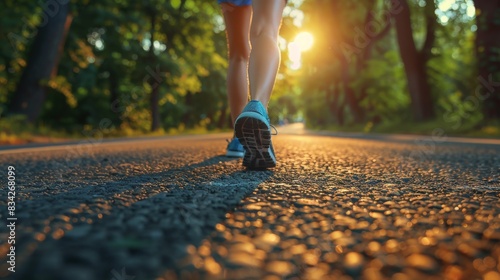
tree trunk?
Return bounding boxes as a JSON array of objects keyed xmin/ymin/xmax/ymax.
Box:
[
  {"xmin": 181, "ymin": 92, "xmax": 193, "ymax": 127},
  {"xmin": 339, "ymin": 57, "xmax": 364, "ymax": 123},
  {"xmin": 150, "ymin": 87, "xmax": 160, "ymax": 131},
  {"xmin": 473, "ymin": 0, "xmax": 500, "ymax": 120},
  {"xmin": 217, "ymin": 106, "xmax": 228, "ymax": 129},
  {"xmin": 327, "ymin": 1, "xmax": 364, "ymax": 124},
  {"xmin": 10, "ymin": 1, "xmax": 71, "ymax": 122},
  {"xmin": 148, "ymin": 12, "xmax": 161, "ymax": 132},
  {"xmin": 107, "ymin": 69, "xmax": 124, "ymax": 128},
  {"xmin": 327, "ymin": 85, "xmax": 344, "ymax": 126},
  {"xmin": 392, "ymin": 0, "xmax": 435, "ymax": 121},
  {"xmin": 51, "ymin": 13, "xmax": 73, "ymax": 78},
  {"xmin": 350, "ymin": 1, "xmax": 392, "ymax": 124},
  {"xmin": 109, "ymin": 70, "xmax": 119, "ymax": 112}
]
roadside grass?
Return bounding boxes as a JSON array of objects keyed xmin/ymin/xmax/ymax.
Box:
[
  {"xmin": 0, "ymin": 116, "xmax": 79, "ymax": 145},
  {"xmin": 313, "ymin": 117, "xmax": 500, "ymax": 139},
  {"xmin": 2, "ymin": 114, "xmax": 498, "ymax": 146},
  {"xmin": 0, "ymin": 116, "xmax": 232, "ymax": 145}
]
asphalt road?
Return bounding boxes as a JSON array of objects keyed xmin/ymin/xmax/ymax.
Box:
[{"xmin": 0, "ymin": 127, "xmax": 499, "ymax": 280}]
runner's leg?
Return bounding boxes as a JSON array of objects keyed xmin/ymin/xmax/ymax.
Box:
[
  {"xmin": 220, "ymin": 3, "xmax": 252, "ymax": 125},
  {"xmin": 248, "ymin": 0, "xmax": 286, "ymax": 108}
]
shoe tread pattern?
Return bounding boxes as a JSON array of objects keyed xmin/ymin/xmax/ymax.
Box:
[{"xmin": 235, "ymin": 116, "xmax": 276, "ymax": 169}]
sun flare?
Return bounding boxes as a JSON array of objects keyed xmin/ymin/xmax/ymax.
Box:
[
  {"xmin": 288, "ymin": 32, "xmax": 314, "ymax": 70},
  {"xmin": 295, "ymin": 32, "xmax": 314, "ymax": 52}
]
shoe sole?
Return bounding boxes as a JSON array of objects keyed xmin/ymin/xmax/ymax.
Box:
[
  {"xmin": 234, "ymin": 112, "xmax": 276, "ymax": 169},
  {"xmin": 226, "ymin": 150, "xmax": 244, "ymax": 158}
]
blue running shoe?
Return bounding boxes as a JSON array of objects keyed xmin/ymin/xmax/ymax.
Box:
[
  {"xmin": 226, "ymin": 138, "xmax": 245, "ymax": 158},
  {"xmin": 234, "ymin": 100, "xmax": 277, "ymax": 169}
]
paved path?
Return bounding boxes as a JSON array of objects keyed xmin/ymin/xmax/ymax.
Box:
[{"xmin": 0, "ymin": 129, "xmax": 499, "ymax": 280}]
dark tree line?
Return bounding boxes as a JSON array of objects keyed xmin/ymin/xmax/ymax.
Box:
[
  {"xmin": 300, "ymin": 0, "xmax": 500, "ymax": 128},
  {"xmin": 473, "ymin": 0, "xmax": 500, "ymax": 120},
  {"xmin": 1, "ymin": 0, "xmax": 499, "ymax": 136}
]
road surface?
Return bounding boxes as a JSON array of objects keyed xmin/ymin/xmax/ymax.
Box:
[{"xmin": 0, "ymin": 128, "xmax": 499, "ymax": 280}]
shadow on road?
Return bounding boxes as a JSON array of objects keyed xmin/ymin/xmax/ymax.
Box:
[{"xmin": 13, "ymin": 155, "xmax": 274, "ymax": 280}]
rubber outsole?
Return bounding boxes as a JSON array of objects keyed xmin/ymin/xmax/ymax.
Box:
[
  {"xmin": 234, "ymin": 113, "xmax": 276, "ymax": 169},
  {"xmin": 226, "ymin": 150, "xmax": 244, "ymax": 158}
]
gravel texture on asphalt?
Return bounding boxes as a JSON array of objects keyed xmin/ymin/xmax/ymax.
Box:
[{"xmin": 0, "ymin": 133, "xmax": 499, "ymax": 280}]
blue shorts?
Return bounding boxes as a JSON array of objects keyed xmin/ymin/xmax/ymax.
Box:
[{"xmin": 218, "ymin": 0, "xmax": 251, "ymax": 6}]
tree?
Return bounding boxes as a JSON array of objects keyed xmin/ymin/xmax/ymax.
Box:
[
  {"xmin": 472, "ymin": 0, "xmax": 500, "ymax": 120},
  {"xmin": 1, "ymin": 0, "xmax": 226, "ymax": 134},
  {"xmin": 9, "ymin": 0, "xmax": 72, "ymax": 122},
  {"xmin": 392, "ymin": 0, "xmax": 436, "ymax": 121},
  {"xmin": 147, "ymin": 6, "xmax": 161, "ymax": 132},
  {"xmin": 300, "ymin": 0, "xmax": 395, "ymax": 125}
]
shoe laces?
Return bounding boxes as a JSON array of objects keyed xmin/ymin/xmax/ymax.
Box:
[
  {"xmin": 227, "ymin": 125, "xmax": 278, "ymax": 141},
  {"xmin": 270, "ymin": 124, "xmax": 278, "ymax": 135}
]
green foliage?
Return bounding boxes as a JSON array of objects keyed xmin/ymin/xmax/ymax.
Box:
[
  {"xmin": 0, "ymin": 0, "xmax": 229, "ymax": 136},
  {"xmin": 353, "ymin": 50, "xmax": 409, "ymax": 120},
  {"xmin": 298, "ymin": 0, "xmax": 482, "ymax": 130},
  {"xmin": 0, "ymin": 0, "xmax": 495, "ymax": 140}
]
